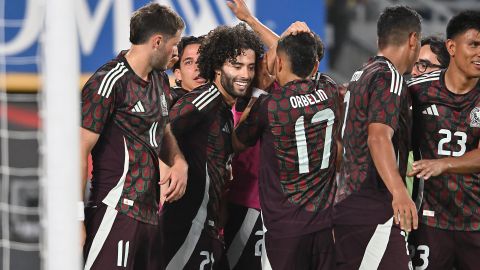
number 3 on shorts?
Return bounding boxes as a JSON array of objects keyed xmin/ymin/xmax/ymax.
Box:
[{"xmin": 415, "ymin": 245, "xmax": 430, "ymax": 270}]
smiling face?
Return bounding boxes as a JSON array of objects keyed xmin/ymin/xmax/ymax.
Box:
[
  {"xmin": 447, "ymin": 29, "xmax": 480, "ymax": 79},
  {"xmin": 216, "ymin": 49, "xmax": 256, "ymax": 98},
  {"xmin": 173, "ymin": 43, "xmax": 206, "ymax": 91}
]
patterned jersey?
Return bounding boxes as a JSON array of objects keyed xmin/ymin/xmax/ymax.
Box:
[
  {"xmin": 333, "ymin": 56, "xmax": 412, "ymax": 225},
  {"xmin": 235, "ymin": 77, "xmax": 340, "ymax": 238},
  {"xmin": 160, "ymin": 83, "xmax": 234, "ymax": 238},
  {"xmin": 169, "ymin": 85, "xmax": 189, "ymax": 106},
  {"xmin": 81, "ymin": 51, "xmax": 171, "ymax": 225},
  {"xmin": 408, "ymin": 70, "xmax": 480, "ymax": 231}
]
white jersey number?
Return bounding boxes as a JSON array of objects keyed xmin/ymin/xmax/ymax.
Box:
[
  {"xmin": 199, "ymin": 251, "xmax": 214, "ymax": 270},
  {"xmin": 437, "ymin": 129, "xmax": 467, "ymax": 157},
  {"xmin": 295, "ymin": 108, "xmax": 335, "ymax": 173}
]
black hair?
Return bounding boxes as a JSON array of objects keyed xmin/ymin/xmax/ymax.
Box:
[
  {"xmin": 129, "ymin": 3, "xmax": 184, "ymax": 45},
  {"xmin": 197, "ymin": 23, "xmax": 264, "ymax": 81},
  {"xmin": 446, "ymin": 10, "xmax": 480, "ymax": 40},
  {"xmin": 421, "ymin": 35, "xmax": 450, "ymax": 68},
  {"xmin": 277, "ymin": 32, "xmax": 317, "ymax": 78},
  {"xmin": 171, "ymin": 35, "xmax": 205, "ymax": 72},
  {"xmin": 377, "ymin": 6, "xmax": 422, "ymax": 49}
]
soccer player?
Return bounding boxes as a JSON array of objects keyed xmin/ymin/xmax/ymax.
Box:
[
  {"xmin": 160, "ymin": 35, "xmax": 206, "ymax": 206},
  {"xmin": 159, "ymin": 23, "xmax": 264, "ymax": 270},
  {"xmin": 333, "ymin": 6, "xmax": 422, "ymax": 270},
  {"xmin": 80, "ymin": 3, "xmax": 188, "ymax": 270},
  {"xmin": 170, "ymin": 35, "xmax": 207, "ymax": 103},
  {"xmin": 411, "ymin": 35, "xmax": 449, "ymax": 77},
  {"xmin": 233, "ymin": 31, "xmax": 339, "ymax": 269},
  {"xmin": 407, "ymin": 11, "xmax": 480, "ymax": 270}
]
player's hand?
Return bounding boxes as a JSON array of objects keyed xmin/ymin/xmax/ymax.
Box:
[
  {"xmin": 226, "ymin": 0, "xmax": 253, "ymax": 22},
  {"xmin": 253, "ymin": 54, "xmax": 275, "ymax": 90},
  {"xmin": 166, "ymin": 47, "xmax": 179, "ymax": 70},
  {"xmin": 160, "ymin": 158, "xmax": 188, "ymax": 202},
  {"xmin": 392, "ymin": 188, "xmax": 418, "ymax": 232},
  {"xmin": 407, "ymin": 158, "xmax": 449, "ymax": 180},
  {"xmin": 280, "ymin": 21, "xmax": 311, "ymax": 37}
]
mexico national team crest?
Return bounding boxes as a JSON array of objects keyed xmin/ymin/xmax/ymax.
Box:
[{"xmin": 470, "ymin": 107, "xmax": 480, "ymax": 128}]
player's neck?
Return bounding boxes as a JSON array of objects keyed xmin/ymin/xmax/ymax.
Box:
[
  {"xmin": 444, "ymin": 66, "xmax": 479, "ymax": 94},
  {"xmin": 277, "ymin": 72, "xmax": 302, "ymax": 87},
  {"xmin": 378, "ymin": 47, "xmax": 409, "ymax": 75},
  {"xmin": 125, "ymin": 46, "xmax": 152, "ymax": 81}
]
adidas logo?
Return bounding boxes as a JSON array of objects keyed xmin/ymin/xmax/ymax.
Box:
[
  {"xmin": 422, "ymin": 104, "xmax": 439, "ymax": 116},
  {"xmin": 222, "ymin": 123, "xmax": 231, "ymax": 134},
  {"xmin": 131, "ymin": 101, "xmax": 145, "ymax": 113}
]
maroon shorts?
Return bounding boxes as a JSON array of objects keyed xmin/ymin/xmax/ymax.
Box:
[
  {"xmin": 408, "ymin": 224, "xmax": 480, "ymax": 270},
  {"xmin": 224, "ymin": 203, "xmax": 263, "ymax": 270},
  {"xmin": 264, "ymin": 228, "xmax": 334, "ymax": 270},
  {"xmin": 160, "ymin": 225, "xmax": 227, "ymax": 270},
  {"xmin": 83, "ymin": 203, "xmax": 161, "ymax": 270},
  {"xmin": 334, "ymin": 218, "xmax": 411, "ymax": 270}
]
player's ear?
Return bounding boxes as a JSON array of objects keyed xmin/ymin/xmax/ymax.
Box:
[
  {"xmin": 152, "ymin": 34, "xmax": 163, "ymax": 49},
  {"xmin": 174, "ymin": 68, "xmax": 182, "ymax": 82},
  {"xmin": 310, "ymin": 60, "xmax": 319, "ymax": 77},
  {"xmin": 446, "ymin": 39, "xmax": 455, "ymax": 57},
  {"xmin": 408, "ymin": 32, "xmax": 419, "ymax": 50}
]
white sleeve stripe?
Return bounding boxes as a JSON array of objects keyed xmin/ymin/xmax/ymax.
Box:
[
  {"xmin": 192, "ymin": 85, "xmax": 215, "ymax": 105},
  {"xmin": 198, "ymin": 91, "xmax": 221, "ymax": 111},
  {"xmin": 105, "ymin": 69, "xmax": 128, "ymax": 98},
  {"xmin": 407, "ymin": 76, "xmax": 439, "ymax": 87},
  {"xmin": 386, "ymin": 61, "xmax": 402, "ymax": 95},
  {"xmin": 97, "ymin": 62, "xmax": 123, "ymax": 96}
]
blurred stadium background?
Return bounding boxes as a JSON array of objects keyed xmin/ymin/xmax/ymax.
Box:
[{"xmin": 0, "ymin": 0, "xmax": 478, "ymax": 269}]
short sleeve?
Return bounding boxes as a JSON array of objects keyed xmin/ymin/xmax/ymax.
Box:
[
  {"xmin": 81, "ymin": 70, "xmax": 116, "ymax": 134},
  {"xmin": 169, "ymin": 92, "xmax": 204, "ymax": 137},
  {"xmin": 235, "ymin": 95, "xmax": 269, "ymax": 147},
  {"xmin": 367, "ymin": 68, "xmax": 405, "ymax": 131}
]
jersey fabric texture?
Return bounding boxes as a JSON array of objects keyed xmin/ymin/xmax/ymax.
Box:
[
  {"xmin": 235, "ymin": 75, "xmax": 340, "ymax": 239},
  {"xmin": 160, "ymin": 83, "xmax": 234, "ymax": 236},
  {"xmin": 81, "ymin": 50, "xmax": 171, "ymax": 225},
  {"xmin": 334, "ymin": 56, "xmax": 412, "ymax": 226},
  {"xmin": 408, "ymin": 70, "xmax": 480, "ymax": 231}
]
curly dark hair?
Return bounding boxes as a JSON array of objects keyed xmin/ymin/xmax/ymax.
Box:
[{"xmin": 197, "ymin": 23, "xmax": 264, "ymax": 81}]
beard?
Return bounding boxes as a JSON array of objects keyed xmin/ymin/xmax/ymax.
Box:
[{"xmin": 219, "ymin": 69, "xmax": 250, "ymax": 98}]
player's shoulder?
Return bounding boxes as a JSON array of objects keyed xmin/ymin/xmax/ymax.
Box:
[
  {"xmin": 180, "ymin": 83, "xmax": 222, "ymax": 111},
  {"xmin": 313, "ymin": 72, "xmax": 338, "ymax": 88},
  {"xmin": 407, "ymin": 69, "xmax": 442, "ymax": 88}
]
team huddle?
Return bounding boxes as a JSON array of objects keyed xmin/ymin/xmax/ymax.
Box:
[{"xmin": 79, "ymin": 0, "xmax": 480, "ymax": 269}]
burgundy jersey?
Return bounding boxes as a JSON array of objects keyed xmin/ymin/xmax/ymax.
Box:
[
  {"xmin": 334, "ymin": 56, "xmax": 412, "ymax": 225},
  {"xmin": 81, "ymin": 51, "xmax": 171, "ymax": 225},
  {"xmin": 408, "ymin": 70, "xmax": 480, "ymax": 231},
  {"xmin": 235, "ymin": 77, "xmax": 340, "ymax": 239},
  {"xmin": 160, "ymin": 83, "xmax": 234, "ymax": 237}
]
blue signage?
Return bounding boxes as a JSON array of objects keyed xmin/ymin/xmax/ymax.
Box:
[{"xmin": 1, "ymin": 0, "xmax": 326, "ymax": 75}]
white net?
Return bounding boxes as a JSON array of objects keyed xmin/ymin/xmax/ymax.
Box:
[{"xmin": 0, "ymin": 0, "xmax": 43, "ymax": 268}]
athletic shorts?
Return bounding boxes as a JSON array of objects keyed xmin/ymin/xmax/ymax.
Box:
[
  {"xmin": 334, "ymin": 217, "xmax": 412, "ymax": 270},
  {"xmin": 224, "ymin": 203, "xmax": 263, "ymax": 270},
  {"xmin": 264, "ymin": 228, "xmax": 334, "ymax": 270},
  {"xmin": 408, "ymin": 224, "xmax": 480, "ymax": 270},
  {"xmin": 83, "ymin": 203, "xmax": 161, "ymax": 270},
  {"xmin": 160, "ymin": 225, "xmax": 227, "ymax": 270}
]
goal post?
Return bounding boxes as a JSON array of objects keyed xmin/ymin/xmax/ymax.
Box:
[{"xmin": 41, "ymin": 0, "xmax": 81, "ymax": 269}]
